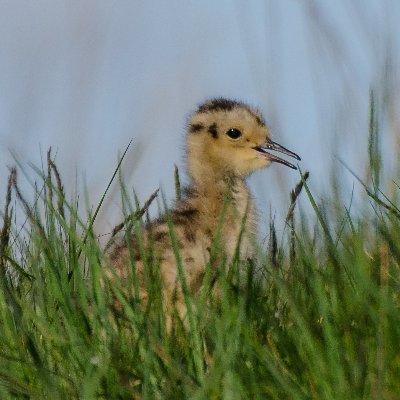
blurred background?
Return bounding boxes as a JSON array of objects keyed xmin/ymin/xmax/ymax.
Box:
[{"xmin": 0, "ymin": 1, "xmax": 399, "ymax": 239}]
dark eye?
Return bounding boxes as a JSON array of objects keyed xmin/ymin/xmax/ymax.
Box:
[{"xmin": 226, "ymin": 128, "xmax": 242, "ymax": 139}]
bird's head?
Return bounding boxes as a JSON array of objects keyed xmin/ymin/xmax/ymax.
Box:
[{"xmin": 186, "ymin": 98, "xmax": 300, "ymax": 182}]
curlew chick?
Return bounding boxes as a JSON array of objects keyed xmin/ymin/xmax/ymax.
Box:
[{"xmin": 107, "ymin": 98, "xmax": 300, "ymax": 326}]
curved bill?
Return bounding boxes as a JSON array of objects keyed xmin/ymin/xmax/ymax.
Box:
[{"xmin": 255, "ymin": 139, "xmax": 301, "ymax": 170}]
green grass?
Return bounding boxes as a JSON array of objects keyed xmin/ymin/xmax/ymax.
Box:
[{"xmin": 0, "ymin": 110, "xmax": 400, "ymax": 399}]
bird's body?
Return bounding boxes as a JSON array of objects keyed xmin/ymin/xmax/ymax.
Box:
[{"xmin": 107, "ymin": 98, "xmax": 300, "ymax": 324}]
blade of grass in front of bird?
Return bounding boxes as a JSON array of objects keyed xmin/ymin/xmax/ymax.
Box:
[
  {"xmin": 162, "ymin": 193, "xmax": 204, "ymax": 383},
  {"xmin": 298, "ymin": 166, "xmax": 332, "ymax": 241},
  {"xmin": 78, "ymin": 139, "xmax": 133, "ymax": 258}
]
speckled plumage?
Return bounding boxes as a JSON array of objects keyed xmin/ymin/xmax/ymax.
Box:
[{"xmin": 106, "ymin": 98, "xmax": 300, "ymax": 327}]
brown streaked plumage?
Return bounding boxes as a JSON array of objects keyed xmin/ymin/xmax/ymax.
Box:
[{"xmin": 106, "ymin": 98, "xmax": 300, "ymax": 327}]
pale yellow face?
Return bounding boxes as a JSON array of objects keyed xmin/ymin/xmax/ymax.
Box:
[{"xmin": 187, "ymin": 102, "xmax": 272, "ymax": 177}]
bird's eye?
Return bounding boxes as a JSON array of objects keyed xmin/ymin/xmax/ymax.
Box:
[{"xmin": 226, "ymin": 128, "xmax": 242, "ymax": 140}]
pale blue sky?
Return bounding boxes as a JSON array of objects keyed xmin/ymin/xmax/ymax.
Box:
[{"xmin": 0, "ymin": 1, "xmax": 399, "ymax": 236}]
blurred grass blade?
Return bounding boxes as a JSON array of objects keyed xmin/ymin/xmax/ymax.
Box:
[{"xmin": 338, "ymin": 158, "xmax": 400, "ymax": 220}]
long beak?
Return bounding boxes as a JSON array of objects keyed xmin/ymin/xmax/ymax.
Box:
[{"xmin": 255, "ymin": 139, "xmax": 301, "ymax": 170}]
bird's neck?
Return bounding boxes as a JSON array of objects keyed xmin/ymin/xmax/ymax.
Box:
[
  {"xmin": 190, "ymin": 160, "xmax": 237, "ymax": 191},
  {"xmin": 186, "ymin": 149, "xmax": 254, "ymax": 225},
  {"xmin": 188, "ymin": 165, "xmax": 257, "ymax": 258},
  {"xmin": 187, "ymin": 160, "xmax": 258, "ymax": 258},
  {"xmin": 190, "ymin": 165, "xmax": 251, "ymax": 215}
]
